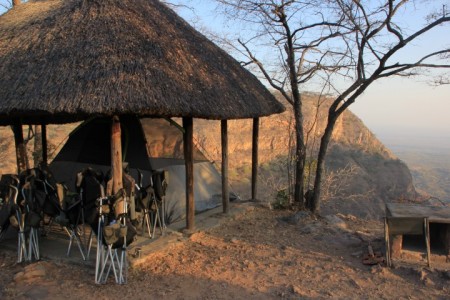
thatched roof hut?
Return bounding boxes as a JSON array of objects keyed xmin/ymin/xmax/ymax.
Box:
[
  {"xmin": 0, "ymin": 0, "xmax": 284, "ymax": 125},
  {"xmin": 0, "ymin": 0, "xmax": 284, "ymax": 231}
]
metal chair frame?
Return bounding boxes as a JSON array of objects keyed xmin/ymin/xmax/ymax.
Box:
[
  {"xmin": 40, "ymin": 178, "xmax": 88, "ymax": 260},
  {"xmin": 19, "ymin": 183, "xmax": 40, "ymax": 262},
  {"xmin": 136, "ymin": 172, "xmax": 166, "ymax": 239},
  {"xmin": 95, "ymin": 193, "xmax": 128, "ymax": 285}
]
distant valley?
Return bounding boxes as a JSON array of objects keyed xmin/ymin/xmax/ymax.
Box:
[{"xmin": 375, "ymin": 129, "xmax": 450, "ymax": 203}]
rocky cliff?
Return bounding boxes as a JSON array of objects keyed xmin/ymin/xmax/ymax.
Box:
[{"xmin": 193, "ymin": 93, "xmax": 417, "ymax": 218}]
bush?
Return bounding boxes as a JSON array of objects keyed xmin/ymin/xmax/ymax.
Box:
[{"xmin": 271, "ymin": 189, "xmax": 290, "ymax": 210}]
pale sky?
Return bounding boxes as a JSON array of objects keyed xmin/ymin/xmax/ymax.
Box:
[{"xmin": 2, "ymin": 0, "xmax": 449, "ymax": 148}]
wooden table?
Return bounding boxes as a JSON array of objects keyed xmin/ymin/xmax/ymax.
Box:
[{"xmin": 386, "ymin": 203, "xmax": 450, "ymax": 257}]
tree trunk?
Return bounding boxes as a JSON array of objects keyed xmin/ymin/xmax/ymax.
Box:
[
  {"xmin": 221, "ymin": 120, "xmax": 229, "ymax": 214},
  {"xmin": 12, "ymin": 122, "xmax": 29, "ymax": 174},
  {"xmin": 311, "ymin": 113, "xmax": 338, "ymax": 213},
  {"xmin": 183, "ymin": 117, "xmax": 194, "ymax": 231},
  {"xmin": 251, "ymin": 118, "xmax": 259, "ymax": 201},
  {"xmin": 293, "ymin": 96, "xmax": 306, "ymax": 206},
  {"xmin": 34, "ymin": 125, "xmax": 42, "ymax": 167}
]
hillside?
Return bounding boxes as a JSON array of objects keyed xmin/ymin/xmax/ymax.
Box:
[
  {"xmin": 191, "ymin": 94, "xmax": 416, "ymax": 218},
  {"xmin": 0, "ymin": 94, "xmax": 416, "ymax": 218}
]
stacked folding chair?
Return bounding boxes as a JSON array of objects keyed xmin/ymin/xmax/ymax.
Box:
[
  {"xmin": 0, "ymin": 173, "xmax": 39, "ymax": 263},
  {"xmin": 76, "ymin": 168, "xmax": 106, "ymax": 259},
  {"xmin": 135, "ymin": 170, "xmax": 168, "ymax": 238},
  {"xmin": 18, "ymin": 171, "xmax": 43, "ymax": 262},
  {"xmin": 0, "ymin": 174, "xmax": 19, "ymax": 240},
  {"xmin": 22, "ymin": 166, "xmax": 89, "ymax": 261},
  {"xmin": 94, "ymin": 190, "xmax": 130, "ymax": 284}
]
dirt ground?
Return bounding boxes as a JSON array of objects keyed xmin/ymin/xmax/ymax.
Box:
[{"xmin": 1, "ymin": 204, "xmax": 450, "ymax": 299}]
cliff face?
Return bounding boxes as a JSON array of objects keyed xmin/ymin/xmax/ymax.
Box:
[
  {"xmin": 0, "ymin": 93, "xmax": 416, "ymax": 218},
  {"xmin": 193, "ymin": 94, "xmax": 417, "ymax": 218}
]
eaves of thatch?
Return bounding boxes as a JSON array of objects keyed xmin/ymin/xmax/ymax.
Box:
[{"xmin": 0, "ymin": 0, "xmax": 284, "ymax": 125}]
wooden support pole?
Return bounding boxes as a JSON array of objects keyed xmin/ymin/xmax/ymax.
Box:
[
  {"xmin": 12, "ymin": 121, "xmax": 29, "ymax": 174},
  {"xmin": 33, "ymin": 125, "xmax": 42, "ymax": 167},
  {"xmin": 251, "ymin": 117, "xmax": 259, "ymax": 201},
  {"xmin": 183, "ymin": 117, "xmax": 194, "ymax": 231},
  {"xmin": 41, "ymin": 124, "xmax": 48, "ymax": 166},
  {"xmin": 111, "ymin": 116, "xmax": 123, "ymax": 194},
  {"xmin": 221, "ymin": 120, "xmax": 229, "ymax": 214}
]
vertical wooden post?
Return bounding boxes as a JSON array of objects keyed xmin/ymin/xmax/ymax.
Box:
[
  {"xmin": 221, "ymin": 120, "xmax": 229, "ymax": 214},
  {"xmin": 41, "ymin": 124, "xmax": 48, "ymax": 166},
  {"xmin": 251, "ymin": 117, "xmax": 259, "ymax": 200},
  {"xmin": 34, "ymin": 125, "xmax": 42, "ymax": 167},
  {"xmin": 111, "ymin": 116, "xmax": 123, "ymax": 194},
  {"xmin": 183, "ymin": 117, "xmax": 194, "ymax": 231},
  {"xmin": 12, "ymin": 121, "xmax": 29, "ymax": 174}
]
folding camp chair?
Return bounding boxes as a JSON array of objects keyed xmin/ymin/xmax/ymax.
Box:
[
  {"xmin": 106, "ymin": 164, "xmax": 138, "ymax": 228},
  {"xmin": 384, "ymin": 216, "xmax": 430, "ymax": 267},
  {"xmin": 0, "ymin": 175, "xmax": 30, "ymax": 262},
  {"xmin": 95, "ymin": 189, "xmax": 133, "ymax": 284},
  {"xmin": 0, "ymin": 174, "xmax": 19, "ymax": 240},
  {"xmin": 20, "ymin": 166, "xmax": 88, "ymax": 261},
  {"xmin": 76, "ymin": 168, "xmax": 106, "ymax": 259},
  {"xmin": 20, "ymin": 174, "xmax": 41, "ymax": 262},
  {"xmin": 152, "ymin": 170, "xmax": 168, "ymax": 232},
  {"xmin": 135, "ymin": 170, "xmax": 166, "ymax": 238},
  {"xmin": 48, "ymin": 181, "xmax": 88, "ymax": 260}
]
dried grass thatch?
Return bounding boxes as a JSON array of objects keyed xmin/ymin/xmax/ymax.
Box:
[{"xmin": 0, "ymin": 0, "xmax": 284, "ymax": 125}]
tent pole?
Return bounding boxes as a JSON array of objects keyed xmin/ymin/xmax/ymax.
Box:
[
  {"xmin": 221, "ymin": 120, "xmax": 229, "ymax": 214},
  {"xmin": 251, "ymin": 117, "xmax": 259, "ymax": 201},
  {"xmin": 41, "ymin": 124, "xmax": 48, "ymax": 166},
  {"xmin": 12, "ymin": 120, "xmax": 29, "ymax": 174},
  {"xmin": 183, "ymin": 117, "xmax": 194, "ymax": 231},
  {"xmin": 111, "ymin": 116, "xmax": 123, "ymax": 194}
]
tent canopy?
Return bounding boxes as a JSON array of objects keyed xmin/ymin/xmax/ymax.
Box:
[{"xmin": 50, "ymin": 116, "xmax": 225, "ymax": 223}]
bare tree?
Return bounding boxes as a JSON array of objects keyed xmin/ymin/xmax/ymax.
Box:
[
  {"xmin": 214, "ymin": 0, "xmax": 354, "ymax": 207},
  {"xmin": 310, "ymin": 0, "xmax": 450, "ymax": 212},
  {"xmin": 212, "ymin": 0, "xmax": 450, "ymax": 213}
]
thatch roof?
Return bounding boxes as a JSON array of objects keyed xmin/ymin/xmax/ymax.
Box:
[{"xmin": 0, "ymin": 0, "xmax": 284, "ymax": 125}]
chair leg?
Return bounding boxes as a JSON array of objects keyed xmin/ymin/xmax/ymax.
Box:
[
  {"xmin": 17, "ymin": 211, "xmax": 28, "ymax": 263},
  {"xmin": 424, "ymin": 218, "xmax": 431, "ymax": 268},
  {"xmin": 161, "ymin": 197, "xmax": 166, "ymax": 230},
  {"xmin": 64, "ymin": 226, "xmax": 87, "ymax": 261},
  {"xmin": 152, "ymin": 203, "xmax": 162, "ymax": 237},
  {"xmin": 28, "ymin": 227, "xmax": 40, "ymax": 261},
  {"xmin": 141, "ymin": 208, "xmax": 152, "ymax": 238},
  {"xmin": 86, "ymin": 229, "xmax": 94, "ymax": 260}
]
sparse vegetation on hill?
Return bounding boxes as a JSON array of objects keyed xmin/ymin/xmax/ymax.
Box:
[{"xmin": 193, "ymin": 93, "xmax": 416, "ymax": 218}]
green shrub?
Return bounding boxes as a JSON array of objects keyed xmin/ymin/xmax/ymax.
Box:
[{"xmin": 271, "ymin": 189, "xmax": 290, "ymax": 210}]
